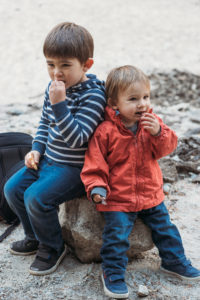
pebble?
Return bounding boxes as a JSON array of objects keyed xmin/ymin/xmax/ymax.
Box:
[
  {"xmin": 163, "ymin": 183, "xmax": 172, "ymax": 195},
  {"xmin": 138, "ymin": 284, "xmax": 149, "ymax": 297}
]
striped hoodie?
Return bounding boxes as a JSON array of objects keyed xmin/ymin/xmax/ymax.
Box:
[{"xmin": 32, "ymin": 74, "xmax": 106, "ymax": 166}]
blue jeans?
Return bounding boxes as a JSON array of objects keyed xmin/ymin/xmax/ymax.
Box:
[
  {"xmin": 101, "ymin": 202, "xmax": 187, "ymax": 279},
  {"xmin": 4, "ymin": 156, "xmax": 85, "ymax": 253}
]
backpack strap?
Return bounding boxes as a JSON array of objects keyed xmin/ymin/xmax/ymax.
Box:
[{"xmin": 0, "ymin": 218, "xmax": 20, "ymax": 242}]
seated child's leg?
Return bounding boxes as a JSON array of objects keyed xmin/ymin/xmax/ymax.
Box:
[
  {"xmin": 4, "ymin": 166, "xmax": 38, "ymax": 241},
  {"xmin": 100, "ymin": 211, "xmax": 137, "ymax": 298},
  {"xmin": 139, "ymin": 202, "xmax": 200, "ymax": 280},
  {"xmin": 25, "ymin": 158, "xmax": 85, "ymax": 252},
  {"xmin": 23, "ymin": 158, "xmax": 85, "ymax": 275}
]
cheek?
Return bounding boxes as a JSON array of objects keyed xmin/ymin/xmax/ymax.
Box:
[
  {"xmin": 146, "ymin": 101, "xmax": 151, "ymax": 108},
  {"xmin": 48, "ymin": 69, "xmax": 54, "ymax": 79}
]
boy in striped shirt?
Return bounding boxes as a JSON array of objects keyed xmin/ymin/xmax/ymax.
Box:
[{"xmin": 4, "ymin": 22, "xmax": 106, "ymax": 275}]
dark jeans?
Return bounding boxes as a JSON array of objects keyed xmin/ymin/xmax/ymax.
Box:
[
  {"xmin": 101, "ymin": 202, "xmax": 187, "ymax": 279},
  {"xmin": 4, "ymin": 156, "xmax": 85, "ymax": 253}
]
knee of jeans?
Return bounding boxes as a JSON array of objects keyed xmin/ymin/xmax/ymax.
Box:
[
  {"xmin": 24, "ymin": 189, "xmax": 40, "ymax": 213},
  {"xmin": 24, "ymin": 188, "xmax": 52, "ymax": 214}
]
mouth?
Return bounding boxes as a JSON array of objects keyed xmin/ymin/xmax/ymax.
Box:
[
  {"xmin": 135, "ymin": 111, "xmax": 146, "ymax": 116},
  {"xmin": 56, "ymin": 79, "xmax": 66, "ymax": 84}
]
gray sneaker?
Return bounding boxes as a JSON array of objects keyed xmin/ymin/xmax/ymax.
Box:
[{"xmin": 10, "ymin": 237, "xmax": 39, "ymax": 255}]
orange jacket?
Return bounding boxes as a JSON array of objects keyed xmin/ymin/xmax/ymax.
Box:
[{"xmin": 81, "ymin": 106, "xmax": 177, "ymax": 212}]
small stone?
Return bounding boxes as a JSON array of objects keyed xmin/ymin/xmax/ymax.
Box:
[
  {"xmin": 138, "ymin": 284, "xmax": 149, "ymax": 297},
  {"xmin": 192, "ymin": 174, "xmax": 200, "ymax": 183},
  {"xmin": 163, "ymin": 183, "xmax": 172, "ymax": 195},
  {"xmin": 6, "ymin": 109, "xmax": 23, "ymax": 116}
]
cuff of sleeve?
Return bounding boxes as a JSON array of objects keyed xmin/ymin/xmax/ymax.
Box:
[
  {"xmin": 32, "ymin": 141, "xmax": 46, "ymax": 154},
  {"xmin": 91, "ymin": 187, "xmax": 107, "ymax": 199},
  {"xmin": 51, "ymin": 101, "xmax": 68, "ymax": 120}
]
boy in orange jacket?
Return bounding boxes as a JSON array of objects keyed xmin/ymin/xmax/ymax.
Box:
[{"xmin": 81, "ymin": 65, "xmax": 200, "ymax": 299}]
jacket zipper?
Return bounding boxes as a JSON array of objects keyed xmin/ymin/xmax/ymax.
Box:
[
  {"xmin": 134, "ymin": 125, "xmax": 141, "ymax": 211},
  {"xmin": 134, "ymin": 136, "xmax": 139, "ymax": 210}
]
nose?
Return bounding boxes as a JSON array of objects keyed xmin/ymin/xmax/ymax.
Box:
[
  {"xmin": 54, "ymin": 68, "xmax": 62, "ymax": 79},
  {"xmin": 137, "ymin": 98, "xmax": 145, "ymax": 107}
]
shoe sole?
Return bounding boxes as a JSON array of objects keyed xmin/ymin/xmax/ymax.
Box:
[
  {"xmin": 160, "ymin": 266, "xmax": 200, "ymax": 281},
  {"xmin": 10, "ymin": 248, "xmax": 38, "ymax": 256},
  {"xmin": 101, "ymin": 273, "xmax": 129, "ymax": 299},
  {"xmin": 29, "ymin": 245, "xmax": 67, "ymax": 276}
]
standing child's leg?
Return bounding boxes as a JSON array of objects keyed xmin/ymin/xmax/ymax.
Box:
[
  {"xmin": 101, "ymin": 211, "xmax": 137, "ymax": 299},
  {"xmin": 140, "ymin": 202, "xmax": 200, "ymax": 281}
]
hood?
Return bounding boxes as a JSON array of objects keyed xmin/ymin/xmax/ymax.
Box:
[
  {"xmin": 105, "ymin": 106, "xmax": 121, "ymax": 122},
  {"xmin": 66, "ymin": 74, "xmax": 105, "ymax": 94},
  {"xmin": 104, "ymin": 106, "xmax": 127, "ymax": 132}
]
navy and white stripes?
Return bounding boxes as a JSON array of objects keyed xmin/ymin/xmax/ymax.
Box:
[{"xmin": 32, "ymin": 74, "xmax": 106, "ymax": 166}]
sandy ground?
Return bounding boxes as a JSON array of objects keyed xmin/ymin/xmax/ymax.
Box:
[{"xmin": 0, "ymin": 0, "xmax": 200, "ymax": 299}]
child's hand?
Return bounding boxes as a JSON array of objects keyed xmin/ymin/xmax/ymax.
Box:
[
  {"xmin": 141, "ymin": 113, "xmax": 161, "ymax": 136},
  {"xmin": 92, "ymin": 194, "xmax": 107, "ymax": 205},
  {"xmin": 25, "ymin": 151, "xmax": 40, "ymax": 170},
  {"xmin": 49, "ymin": 80, "xmax": 66, "ymax": 104}
]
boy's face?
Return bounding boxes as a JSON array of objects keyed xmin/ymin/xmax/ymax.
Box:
[
  {"xmin": 111, "ymin": 81, "xmax": 151, "ymax": 127},
  {"xmin": 46, "ymin": 57, "xmax": 93, "ymax": 89}
]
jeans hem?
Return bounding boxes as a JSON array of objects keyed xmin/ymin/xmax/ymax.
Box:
[
  {"xmin": 102, "ymin": 267, "xmax": 125, "ymax": 279},
  {"xmin": 161, "ymin": 255, "xmax": 188, "ymax": 266}
]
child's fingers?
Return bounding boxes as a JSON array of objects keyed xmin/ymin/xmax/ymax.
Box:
[
  {"xmin": 30, "ymin": 153, "xmax": 38, "ymax": 170},
  {"xmin": 141, "ymin": 114, "xmax": 155, "ymax": 122},
  {"xmin": 142, "ymin": 125, "xmax": 154, "ymax": 130},
  {"xmin": 25, "ymin": 152, "xmax": 38, "ymax": 170},
  {"xmin": 93, "ymin": 194, "xmax": 103, "ymax": 203},
  {"xmin": 142, "ymin": 112, "xmax": 154, "ymax": 117},
  {"xmin": 93, "ymin": 194, "xmax": 107, "ymax": 204},
  {"xmin": 51, "ymin": 80, "xmax": 65, "ymax": 87}
]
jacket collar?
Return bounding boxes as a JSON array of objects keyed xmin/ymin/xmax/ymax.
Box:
[
  {"xmin": 104, "ymin": 106, "xmax": 132, "ymax": 134},
  {"xmin": 104, "ymin": 105, "xmax": 153, "ymax": 133}
]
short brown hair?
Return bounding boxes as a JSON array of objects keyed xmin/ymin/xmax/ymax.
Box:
[
  {"xmin": 106, "ymin": 65, "xmax": 150, "ymax": 101},
  {"xmin": 43, "ymin": 22, "xmax": 94, "ymax": 63}
]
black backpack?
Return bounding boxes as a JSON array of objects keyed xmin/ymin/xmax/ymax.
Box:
[{"xmin": 0, "ymin": 132, "xmax": 33, "ymax": 241}]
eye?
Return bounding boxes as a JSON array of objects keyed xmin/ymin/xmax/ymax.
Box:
[
  {"xmin": 129, "ymin": 97, "xmax": 137, "ymax": 101},
  {"xmin": 62, "ymin": 64, "xmax": 71, "ymax": 67},
  {"xmin": 47, "ymin": 63, "xmax": 54, "ymax": 68},
  {"xmin": 144, "ymin": 95, "xmax": 149, "ymax": 100}
]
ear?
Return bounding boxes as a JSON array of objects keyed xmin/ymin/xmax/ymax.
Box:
[
  {"xmin": 107, "ymin": 97, "xmax": 118, "ymax": 110},
  {"xmin": 83, "ymin": 58, "xmax": 94, "ymax": 72}
]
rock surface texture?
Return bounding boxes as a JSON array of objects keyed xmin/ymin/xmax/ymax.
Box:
[{"xmin": 59, "ymin": 197, "xmax": 153, "ymax": 263}]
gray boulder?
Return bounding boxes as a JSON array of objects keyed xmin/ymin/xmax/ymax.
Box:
[{"xmin": 59, "ymin": 197, "xmax": 154, "ymax": 263}]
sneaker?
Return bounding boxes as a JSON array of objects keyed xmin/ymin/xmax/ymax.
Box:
[
  {"xmin": 10, "ymin": 238, "xmax": 39, "ymax": 255},
  {"xmin": 101, "ymin": 272, "xmax": 129, "ymax": 299},
  {"xmin": 161, "ymin": 260, "xmax": 200, "ymax": 281},
  {"xmin": 29, "ymin": 243, "xmax": 67, "ymax": 276}
]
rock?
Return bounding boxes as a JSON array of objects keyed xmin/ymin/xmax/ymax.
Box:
[
  {"xmin": 158, "ymin": 158, "xmax": 178, "ymax": 183},
  {"xmin": 163, "ymin": 183, "xmax": 172, "ymax": 195},
  {"xmin": 176, "ymin": 161, "xmax": 200, "ymax": 174},
  {"xmin": 191, "ymin": 174, "xmax": 200, "ymax": 183},
  {"xmin": 171, "ymin": 136, "xmax": 200, "ymax": 175},
  {"xmin": 138, "ymin": 285, "xmax": 149, "ymax": 297},
  {"xmin": 189, "ymin": 111, "xmax": 200, "ymax": 124},
  {"xmin": 150, "ymin": 69, "xmax": 200, "ymax": 108},
  {"xmin": 59, "ymin": 197, "xmax": 154, "ymax": 263}
]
